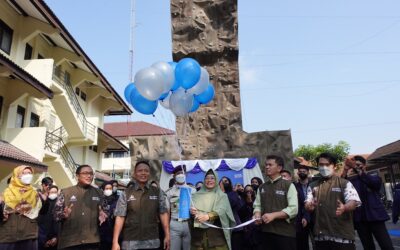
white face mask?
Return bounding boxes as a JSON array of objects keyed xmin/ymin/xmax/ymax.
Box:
[
  {"xmin": 48, "ymin": 194, "xmax": 58, "ymax": 200},
  {"xmin": 104, "ymin": 190, "xmax": 113, "ymax": 197},
  {"xmin": 175, "ymin": 174, "xmax": 186, "ymax": 184},
  {"xmin": 20, "ymin": 174, "xmax": 33, "ymax": 185},
  {"xmin": 112, "ymin": 187, "xmax": 118, "ymax": 193},
  {"xmin": 319, "ymin": 166, "xmax": 333, "ymax": 177}
]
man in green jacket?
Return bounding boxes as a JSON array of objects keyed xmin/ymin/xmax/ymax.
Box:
[
  {"xmin": 112, "ymin": 161, "xmax": 170, "ymax": 250},
  {"xmin": 253, "ymin": 155, "xmax": 298, "ymax": 250},
  {"xmin": 55, "ymin": 165, "xmax": 107, "ymax": 250},
  {"xmin": 305, "ymin": 153, "xmax": 361, "ymax": 250}
]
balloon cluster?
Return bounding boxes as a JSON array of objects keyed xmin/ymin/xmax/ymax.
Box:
[{"xmin": 124, "ymin": 58, "xmax": 215, "ymax": 116}]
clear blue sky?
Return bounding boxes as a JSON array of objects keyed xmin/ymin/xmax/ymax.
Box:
[{"xmin": 46, "ymin": 0, "xmax": 400, "ymax": 154}]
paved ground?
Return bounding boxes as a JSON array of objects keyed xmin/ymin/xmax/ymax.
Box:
[{"xmin": 354, "ymin": 214, "xmax": 400, "ymax": 249}]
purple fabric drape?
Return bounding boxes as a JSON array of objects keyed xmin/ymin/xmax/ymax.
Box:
[{"xmin": 162, "ymin": 158, "xmax": 257, "ymax": 174}]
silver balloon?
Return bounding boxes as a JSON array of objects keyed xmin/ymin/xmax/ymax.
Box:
[
  {"xmin": 187, "ymin": 67, "xmax": 209, "ymax": 95},
  {"xmin": 134, "ymin": 67, "xmax": 164, "ymax": 101},
  {"xmin": 170, "ymin": 88, "xmax": 194, "ymax": 117},
  {"xmin": 152, "ymin": 61, "xmax": 175, "ymax": 93},
  {"xmin": 160, "ymin": 92, "xmax": 171, "ymax": 109}
]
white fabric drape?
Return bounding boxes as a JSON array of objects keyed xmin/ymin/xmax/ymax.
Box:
[{"xmin": 159, "ymin": 158, "xmax": 264, "ymax": 191}]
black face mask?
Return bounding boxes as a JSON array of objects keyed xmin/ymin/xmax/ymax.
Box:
[
  {"xmin": 196, "ymin": 187, "xmax": 201, "ymax": 191},
  {"xmin": 223, "ymin": 183, "xmax": 231, "ymax": 190},
  {"xmin": 298, "ymin": 173, "xmax": 308, "ymax": 180},
  {"xmin": 237, "ymin": 189, "xmax": 244, "ymax": 195},
  {"xmin": 251, "ymin": 184, "xmax": 259, "ymax": 192}
]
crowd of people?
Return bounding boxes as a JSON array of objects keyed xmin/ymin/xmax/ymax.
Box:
[{"xmin": 0, "ymin": 153, "xmax": 396, "ymax": 250}]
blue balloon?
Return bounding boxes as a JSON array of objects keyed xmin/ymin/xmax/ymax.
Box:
[
  {"xmin": 168, "ymin": 61, "xmax": 177, "ymax": 69},
  {"xmin": 175, "ymin": 58, "xmax": 201, "ymax": 90},
  {"xmin": 195, "ymin": 84, "xmax": 215, "ymax": 105},
  {"xmin": 168, "ymin": 62, "xmax": 180, "ymax": 91},
  {"xmin": 189, "ymin": 99, "xmax": 200, "ymax": 113},
  {"xmin": 159, "ymin": 91, "xmax": 169, "ymax": 101},
  {"xmin": 130, "ymin": 88, "xmax": 158, "ymax": 115},
  {"xmin": 124, "ymin": 83, "xmax": 135, "ymax": 103}
]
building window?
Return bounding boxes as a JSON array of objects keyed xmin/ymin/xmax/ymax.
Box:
[
  {"xmin": 80, "ymin": 91, "xmax": 86, "ymax": 101},
  {"xmin": 89, "ymin": 145, "xmax": 98, "ymax": 152},
  {"xmin": 15, "ymin": 106, "xmax": 25, "ymax": 128},
  {"xmin": 24, "ymin": 43, "xmax": 33, "ymax": 60},
  {"xmin": 37, "ymin": 53, "xmax": 44, "ymax": 59},
  {"xmin": 75, "ymin": 87, "xmax": 80, "ymax": 95},
  {"xmin": 0, "ymin": 19, "xmax": 13, "ymax": 54},
  {"xmin": 113, "ymin": 151, "xmax": 128, "ymax": 158},
  {"xmin": 48, "ymin": 114, "xmax": 56, "ymax": 131},
  {"xmin": 64, "ymin": 71, "xmax": 70, "ymax": 84},
  {"xmin": 54, "ymin": 65, "xmax": 62, "ymax": 78},
  {"xmin": 30, "ymin": 112, "xmax": 40, "ymax": 127},
  {"xmin": 104, "ymin": 151, "xmax": 128, "ymax": 158}
]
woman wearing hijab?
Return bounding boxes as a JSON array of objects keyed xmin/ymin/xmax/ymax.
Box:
[
  {"xmin": 190, "ymin": 169, "xmax": 236, "ymax": 250},
  {"xmin": 0, "ymin": 165, "xmax": 42, "ymax": 249},
  {"xmin": 38, "ymin": 185, "xmax": 59, "ymax": 250},
  {"xmin": 220, "ymin": 177, "xmax": 245, "ymax": 250},
  {"xmin": 100, "ymin": 180, "xmax": 119, "ymax": 250},
  {"xmin": 238, "ymin": 185, "xmax": 262, "ymax": 250}
]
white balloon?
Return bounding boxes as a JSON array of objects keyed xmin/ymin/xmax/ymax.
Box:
[
  {"xmin": 134, "ymin": 67, "xmax": 164, "ymax": 101},
  {"xmin": 160, "ymin": 92, "xmax": 171, "ymax": 109},
  {"xmin": 187, "ymin": 67, "xmax": 209, "ymax": 95},
  {"xmin": 152, "ymin": 61, "xmax": 175, "ymax": 93},
  {"xmin": 170, "ymin": 88, "xmax": 194, "ymax": 117}
]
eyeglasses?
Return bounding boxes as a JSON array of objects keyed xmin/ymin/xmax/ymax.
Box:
[
  {"xmin": 79, "ymin": 172, "xmax": 94, "ymax": 177},
  {"xmin": 205, "ymin": 176, "xmax": 215, "ymax": 180}
]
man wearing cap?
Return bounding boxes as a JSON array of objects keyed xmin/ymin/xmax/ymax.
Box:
[{"xmin": 165, "ymin": 165, "xmax": 195, "ymax": 250}]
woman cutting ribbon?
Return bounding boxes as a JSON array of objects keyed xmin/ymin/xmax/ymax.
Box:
[{"xmin": 190, "ymin": 169, "xmax": 236, "ymax": 250}]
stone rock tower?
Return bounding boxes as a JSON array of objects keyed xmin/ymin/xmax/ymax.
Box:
[{"xmin": 170, "ymin": 0, "xmax": 294, "ymax": 168}]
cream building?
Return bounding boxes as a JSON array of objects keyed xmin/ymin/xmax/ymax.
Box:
[
  {"xmin": 101, "ymin": 121, "xmax": 175, "ymax": 184},
  {"xmin": 0, "ymin": 0, "xmax": 131, "ymax": 189}
]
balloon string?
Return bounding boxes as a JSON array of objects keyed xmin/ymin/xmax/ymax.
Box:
[{"xmin": 129, "ymin": 0, "xmax": 136, "ymax": 82}]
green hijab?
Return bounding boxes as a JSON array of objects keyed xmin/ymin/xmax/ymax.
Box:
[{"xmin": 191, "ymin": 169, "xmax": 236, "ymax": 250}]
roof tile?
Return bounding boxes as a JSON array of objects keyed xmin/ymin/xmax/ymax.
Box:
[
  {"xmin": 104, "ymin": 121, "xmax": 175, "ymax": 137},
  {"xmin": 0, "ymin": 140, "xmax": 47, "ymax": 169}
]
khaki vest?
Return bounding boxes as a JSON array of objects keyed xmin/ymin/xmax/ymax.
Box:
[
  {"xmin": 260, "ymin": 178, "xmax": 296, "ymax": 238},
  {"xmin": 122, "ymin": 185, "xmax": 160, "ymax": 241},
  {"xmin": 58, "ymin": 185, "xmax": 103, "ymax": 249},
  {"xmin": 310, "ymin": 176, "xmax": 355, "ymax": 240},
  {"xmin": 0, "ymin": 213, "xmax": 38, "ymax": 243}
]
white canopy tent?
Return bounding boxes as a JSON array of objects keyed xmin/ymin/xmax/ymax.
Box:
[{"xmin": 160, "ymin": 157, "xmax": 264, "ymax": 191}]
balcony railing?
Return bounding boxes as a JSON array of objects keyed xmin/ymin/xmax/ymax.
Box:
[
  {"xmin": 45, "ymin": 127, "xmax": 79, "ymax": 178},
  {"xmin": 53, "ymin": 66, "xmax": 95, "ymax": 140}
]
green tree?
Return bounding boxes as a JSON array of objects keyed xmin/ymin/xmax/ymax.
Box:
[{"xmin": 294, "ymin": 141, "xmax": 350, "ymax": 166}]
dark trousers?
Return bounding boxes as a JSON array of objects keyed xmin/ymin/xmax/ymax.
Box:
[
  {"xmin": 59, "ymin": 243, "xmax": 99, "ymax": 250},
  {"xmin": 296, "ymin": 230, "xmax": 309, "ymax": 250},
  {"xmin": 355, "ymin": 221, "xmax": 394, "ymax": 250},
  {"xmin": 231, "ymin": 231, "xmax": 244, "ymax": 250},
  {"xmin": 99, "ymin": 241, "xmax": 112, "ymax": 250},
  {"xmin": 0, "ymin": 239, "xmax": 38, "ymax": 250},
  {"xmin": 260, "ymin": 232, "xmax": 296, "ymax": 250},
  {"xmin": 315, "ymin": 240, "xmax": 354, "ymax": 250}
]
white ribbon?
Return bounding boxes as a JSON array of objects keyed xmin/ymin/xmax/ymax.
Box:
[{"xmin": 201, "ymin": 218, "xmax": 258, "ymax": 230}]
